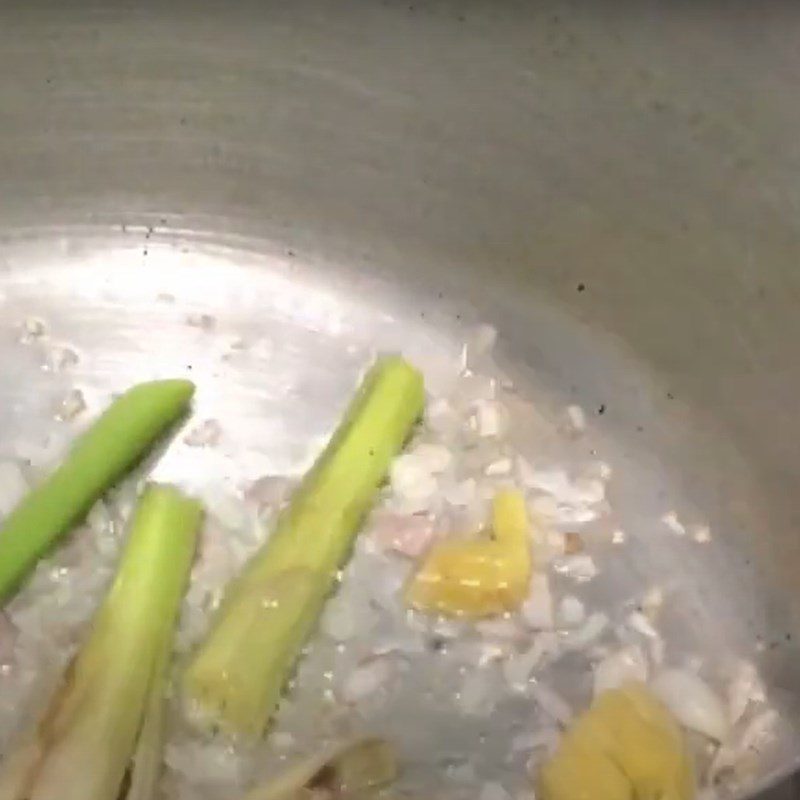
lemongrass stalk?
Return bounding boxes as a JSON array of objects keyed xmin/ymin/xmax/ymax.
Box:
[
  {"xmin": 0, "ymin": 484, "xmax": 202, "ymax": 800},
  {"xmin": 0, "ymin": 379, "xmax": 195, "ymax": 603},
  {"xmin": 184, "ymin": 356, "xmax": 424, "ymax": 735}
]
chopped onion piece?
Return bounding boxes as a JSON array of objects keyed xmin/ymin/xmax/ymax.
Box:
[
  {"xmin": 485, "ymin": 457, "xmax": 513, "ymax": 477},
  {"xmin": 529, "ymin": 678, "xmax": 573, "ymax": 726},
  {"xmin": 553, "ymin": 554, "xmax": 598, "ymax": 582},
  {"xmin": 651, "ymin": 668, "xmax": 730, "ymax": 742},
  {"xmin": 626, "ymin": 610, "xmax": 660, "ymax": 639},
  {"xmin": 44, "ymin": 345, "xmax": 80, "ymax": 372},
  {"xmin": 503, "ymin": 633, "xmax": 560, "ymax": 690},
  {"xmin": 557, "ymin": 596, "xmax": 586, "ymax": 628},
  {"xmin": 661, "ymin": 511, "xmax": 687, "ymax": 536},
  {"xmin": 521, "ymin": 573, "xmax": 554, "ymax": 630},
  {"xmin": 56, "ymin": 389, "xmax": 87, "ymax": 421},
  {"xmin": 369, "ymin": 511, "xmax": 436, "ymax": 558},
  {"xmin": 340, "ymin": 657, "xmax": 394, "ymax": 704},
  {"xmin": 410, "ymin": 443, "xmax": 453, "ymax": 474},
  {"xmin": 390, "ymin": 454, "xmax": 439, "ymax": 510},
  {"xmin": 593, "ymin": 645, "xmax": 648, "ymax": 695},
  {"xmin": 727, "ymin": 660, "xmax": 766, "ymax": 726},
  {"xmin": 472, "ymin": 400, "xmax": 507, "ymax": 438},
  {"xmin": 562, "ymin": 612, "xmax": 609, "ymax": 651},
  {"xmin": 184, "ymin": 419, "xmax": 222, "ymax": 447}
]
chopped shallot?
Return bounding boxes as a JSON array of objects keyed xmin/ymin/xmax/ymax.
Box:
[
  {"xmin": 503, "ymin": 633, "xmax": 560, "ymax": 690},
  {"xmin": 593, "ymin": 644, "xmax": 648, "ymax": 695},
  {"xmin": 727, "ymin": 660, "xmax": 766, "ymax": 726},
  {"xmin": 472, "ymin": 399, "xmax": 507, "ymax": 438},
  {"xmin": 184, "ymin": 419, "xmax": 223, "ymax": 447},
  {"xmin": 562, "ymin": 612, "xmax": 609, "ymax": 651},
  {"xmin": 369, "ymin": 512, "xmax": 436, "ymax": 558},
  {"xmin": 529, "ymin": 678, "xmax": 573, "ymax": 726},
  {"xmin": 557, "ymin": 595, "xmax": 586, "ymax": 628},
  {"xmin": 553, "ymin": 553, "xmax": 598, "ymax": 582},
  {"xmin": 56, "ymin": 388, "xmax": 86, "ymax": 420},
  {"xmin": 340, "ymin": 656, "xmax": 394, "ymax": 704},
  {"xmin": 521, "ymin": 573, "xmax": 554, "ymax": 630}
]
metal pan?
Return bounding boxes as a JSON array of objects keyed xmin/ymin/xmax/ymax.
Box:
[{"xmin": 0, "ymin": 2, "xmax": 797, "ymax": 797}]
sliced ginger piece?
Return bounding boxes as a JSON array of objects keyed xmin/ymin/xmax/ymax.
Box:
[
  {"xmin": 405, "ymin": 489, "xmax": 532, "ymax": 618},
  {"xmin": 538, "ymin": 682, "xmax": 695, "ymax": 800}
]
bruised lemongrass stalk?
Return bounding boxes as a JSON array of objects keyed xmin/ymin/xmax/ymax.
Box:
[
  {"xmin": 0, "ymin": 484, "xmax": 202, "ymax": 800},
  {"xmin": 183, "ymin": 356, "xmax": 424, "ymax": 736},
  {"xmin": 0, "ymin": 379, "xmax": 195, "ymax": 603}
]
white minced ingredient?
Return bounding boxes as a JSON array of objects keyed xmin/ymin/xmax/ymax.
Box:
[
  {"xmin": 56, "ymin": 388, "xmax": 86, "ymax": 420},
  {"xmin": 529, "ymin": 679, "xmax": 573, "ymax": 726},
  {"xmin": 184, "ymin": 419, "xmax": 223, "ymax": 447},
  {"xmin": 557, "ymin": 596, "xmax": 586, "ymax": 628},
  {"xmin": 472, "ymin": 399, "xmax": 507, "ymax": 438},
  {"xmin": 593, "ymin": 644, "xmax": 648, "ymax": 695},
  {"xmin": 443, "ymin": 477, "xmax": 478, "ymax": 509},
  {"xmin": 321, "ymin": 596, "xmax": 375, "ymax": 643},
  {"xmin": 709, "ymin": 709, "xmax": 779, "ymax": 783},
  {"xmin": 521, "ymin": 573, "xmax": 554, "ymax": 630},
  {"xmin": 245, "ymin": 475, "xmax": 294, "ymax": 512},
  {"xmin": 410, "ymin": 442, "xmax": 453, "ymax": 474},
  {"xmin": 727, "ymin": 660, "xmax": 766, "ymax": 726},
  {"xmin": 340, "ymin": 656, "xmax": 395, "ymax": 704},
  {"xmin": 503, "ymin": 633, "xmax": 561, "ymax": 691},
  {"xmin": 201, "ymin": 487, "xmax": 252, "ymax": 533},
  {"xmin": 626, "ymin": 610, "xmax": 660, "ymax": 639},
  {"xmin": 368, "ymin": 511, "xmax": 436, "ymax": 558},
  {"xmin": 165, "ymin": 738, "xmax": 248, "ymax": 790},
  {"xmin": 457, "ymin": 667, "xmax": 497, "ymax": 716},
  {"xmin": 562, "ymin": 612, "xmax": 609, "ymax": 651},
  {"xmin": 552, "ymin": 554, "xmax": 598, "ymax": 582},
  {"xmin": 611, "ymin": 528, "xmax": 627, "ymax": 544},
  {"xmin": 518, "ymin": 466, "xmax": 606, "ymax": 509},
  {"xmin": 651, "ymin": 668, "xmax": 730, "ymax": 742},
  {"xmin": 390, "ymin": 454, "xmax": 439, "ymax": 511},
  {"xmin": 425, "ymin": 397, "xmax": 460, "ymax": 437},
  {"xmin": 0, "ymin": 461, "xmax": 28, "ymax": 517},
  {"xmin": 43, "ymin": 344, "xmax": 79, "ymax": 372},
  {"xmin": 475, "ymin": 616, "xmax": 525, "ymax": 642},
  {"xmin": 484, "ymin": 457, "xmax": 513, "ymax": 477},
  {"xmin": 661, "ymin": 510, "xmax": 687, "ymax": 536}
]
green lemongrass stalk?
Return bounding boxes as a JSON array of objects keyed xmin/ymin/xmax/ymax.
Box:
[
  {"xmin": 0, "ymin": 484, "xmax": 202, "ymax": 800},
  {"xmin": 0, "ymin": 379, "xmax": 195, "ymax": 603},
  {"xmin": 184, "ymin": 356, "xmax": 424, "ymax": 735}
]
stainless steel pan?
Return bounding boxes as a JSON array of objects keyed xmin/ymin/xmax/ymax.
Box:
[{"xmin": 0, "ymin": 2, "xmax": 798, "ymax": 797}]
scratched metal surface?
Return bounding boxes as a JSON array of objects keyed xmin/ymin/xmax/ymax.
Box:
[{"xmin": 0, "ymin": 1, "xmax": 799, "ymax": 797}]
